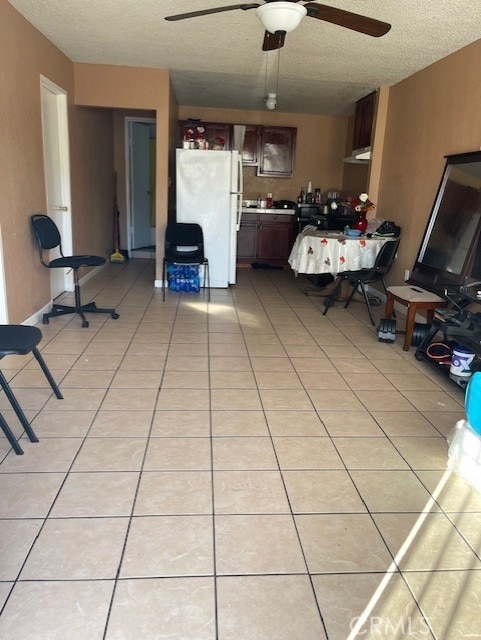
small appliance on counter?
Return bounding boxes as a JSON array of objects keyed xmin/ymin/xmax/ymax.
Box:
[
  {"xmin": 241, "ymin": 199, "xmax": 296, "ymax": 215},
  {"xmin": 296, "ymin": 203, "xmax": 356, "ymax": 233},
  {"xmin": 273, "ymin": 200, "xmax": 296, "ymax": 210}
]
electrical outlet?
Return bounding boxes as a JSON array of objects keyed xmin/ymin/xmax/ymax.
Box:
[{"xmin": 404, "ymin": 269, "xmax": 410, "ymax": 281}]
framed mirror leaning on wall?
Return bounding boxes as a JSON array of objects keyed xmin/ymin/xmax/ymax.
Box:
[{"xmin": 410, "ymin": 150, "xmax": 481, "ymax": 296}]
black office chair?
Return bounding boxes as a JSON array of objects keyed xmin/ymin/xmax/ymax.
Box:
[
  {"xmin": 323, "ymin": 238, "xmax": 400, "ymax": 326},
  {"xmin": 30, "ymin": 214, "xmax": 119, "ymax": 328},
  {"xmin": 0, "ymin": 325, "xmax": 63, "ymax": 455},
  {"xmin": 162, "ymin": 222, "xmax": 210, "ymax": 301}
]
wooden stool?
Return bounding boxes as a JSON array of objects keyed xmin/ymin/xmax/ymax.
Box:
[{"xmin": 385, "ymin": 286, "xmax": 448, "ymax": 351}]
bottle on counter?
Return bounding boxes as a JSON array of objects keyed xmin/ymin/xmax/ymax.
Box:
[
  {"xmin": 257, "ymin": 194, "xmax": 262, "ymax": 207},
  {"xmin": 306, "ymin": 181, "xmax": 313, "ymax": 204},
  {"xmin": 297, "ymin": 187, "xmax": 305, "ymax": 204},
  {"xmin": 314, "ymin": 188, "xmax": 321, "ymax": 204},
  {"xmin": 266, "ymin": 192, "xmax": 273, "ymax": 208}
]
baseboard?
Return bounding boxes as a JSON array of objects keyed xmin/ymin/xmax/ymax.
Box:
[
  {"xmin": 23, "ymin": 301, "xmax": 52, "ymax": 327},
  {"xmin": 78, "ymin": 263, "xmax": 105, "ymax": 287},
  {"xmin": 23, "ymin": 263, "xmax": 107, "ymax": 326}
]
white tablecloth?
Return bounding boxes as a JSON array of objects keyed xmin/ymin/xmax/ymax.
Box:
[{"xmin": 288, "ymin": 230, "xmax": 394, "ymax": 275}]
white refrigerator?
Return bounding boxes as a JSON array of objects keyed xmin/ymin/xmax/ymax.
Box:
[{"xmin": 176, "ymin": 149, "xmax": 243, "ymax": 288}]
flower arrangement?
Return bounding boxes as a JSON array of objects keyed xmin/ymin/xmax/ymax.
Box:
[
  {"xmin": 194, "ymin": 126, "xmax": 205, "ymax": 141},
  {"xmin": 212, "ymin": 136, "xmax": 225, "ymax": 150},
  {"xmin": 347, "ymin": 192, "xmax": 375, "ymax": 213}
]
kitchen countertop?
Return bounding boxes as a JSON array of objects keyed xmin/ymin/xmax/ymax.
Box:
[{"xmin": 242, "ymin": 208, "xmax": 295, "ymax": 215}]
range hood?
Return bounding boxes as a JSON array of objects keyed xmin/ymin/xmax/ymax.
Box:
[{"xmin": 343, "ymin": 146, "xmax": 371, "ymax": 164}]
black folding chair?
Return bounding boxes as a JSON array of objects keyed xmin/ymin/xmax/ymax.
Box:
[
  {"xmin": 323, "ymin": 238, "xmax": 400, "ymax": 325},
  {"xmin": 30, "ymin": 214, "xmax": 119, "ymax": 328},
  {"xmin": 0, "ymin": 325, "xmax": 63, "ymax": 455},
  {"xmin": 162, "ymin": 222, "xmax": 210, "ymax": 301}
]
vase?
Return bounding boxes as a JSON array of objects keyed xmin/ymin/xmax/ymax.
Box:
[{"xmin": 353, "ymin": 210, "xmax": 368, "ymax": 234}]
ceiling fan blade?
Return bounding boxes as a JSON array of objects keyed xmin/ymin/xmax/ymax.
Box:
[
  {"xmin": 262, "ymin": 31, "xmax": 286, "ymax": 51},
  {"xmin": 304, "ymin": 3, "xmax": 391, "ymax": 37},
  {"xmin": 165, "ymin": 4, "xmax": 259, "ymax": 21}
]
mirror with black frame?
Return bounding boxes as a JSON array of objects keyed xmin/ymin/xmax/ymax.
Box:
[{"xmin": 410, "ymin": 150, "xmax": 481, "ymax": 296}]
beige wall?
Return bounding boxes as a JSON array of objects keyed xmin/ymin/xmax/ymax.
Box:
[
  {"xmin": 0, "ymin": 0, "xmax": 114, "ymax": 322},
  {"xmin": 3, "ymin": 0, "xmax": 481, "ymax": 320},
  {"xmin": 74, "ymin": 64, "xmax": 176, "ymax": 279},
  {"xmin": 69, "ymin": 106, "xmax": 115, "ymax": 257},
  {"xmin": 376, "ymin": 38, "xmax": 481, "ymax": 286},
  {"xmin": 179, "ymin": 106, "xmax": 349, "ymax": 202}
]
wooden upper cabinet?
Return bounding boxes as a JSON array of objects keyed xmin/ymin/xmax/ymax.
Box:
[
  {"xmin": 178, "ymin": 121, "xmax": 296, "ymax": 178},
  {"xmin": 242, "ymin": 125, "xmax": 261, "ymax": 166},
  {"xmin": 207, "ymin": 123, "xmax": 232, "ymax": 149},
  {"xmin": 258, "ymin": 126, "xmax": 296, "ymax": 178},
  {"xmin": 179, "ymin": 121, "xmax": 232, "ymax": 149},
  {"xmin": 352, "ymin": 91, "xmax": 376, "ymax": 151}
]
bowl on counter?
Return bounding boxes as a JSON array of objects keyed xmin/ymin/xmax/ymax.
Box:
[{"xmin": 345, "ymin": 229, "xmax": 362, "ymax": 237}]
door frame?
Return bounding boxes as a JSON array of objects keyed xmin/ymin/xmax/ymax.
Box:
[
  {"xmin": 40, "ymin": 75, "xmax": 73, "ymax": 293},
  {"xmin": 125, "ymin": 116, "xmax": 156, "ymax": 253},
  {"xmin": 0, "ymin": 226, "xmax": 8, "ymax": 323}
]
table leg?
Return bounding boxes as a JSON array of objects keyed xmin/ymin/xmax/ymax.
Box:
[
  {"xmin": 385, "ymin": 294, "xmax": 395, "ymax": 320},
  {"xmin": 404, "ymin": 303, "xmax": 417, "ymax": 351}
]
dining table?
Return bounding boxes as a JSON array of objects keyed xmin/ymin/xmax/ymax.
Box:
[{"xmin": 288, "ymin": 227, "xmax": 395, "ymax": 276}]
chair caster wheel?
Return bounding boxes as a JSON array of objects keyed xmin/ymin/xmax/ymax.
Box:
[
  {"xmin": 111, "ymin": 312, "xmax": 119, "ymax": 320},
  {"xmin": 42, "ymin": 317, "xmax": 49, "ymax": 325},
  {"xmin": 82, "ymin": 320, "xmax": 89, "ymax": 328}
]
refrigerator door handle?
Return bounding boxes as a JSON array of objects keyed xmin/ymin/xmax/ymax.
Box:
[
  {"xmin": 235, "ymin": 156, "xmax": 243, "ymax": 231},
  {"xmin": 236, "ymin": 194, "xmax": 242, "ymax": 232}
]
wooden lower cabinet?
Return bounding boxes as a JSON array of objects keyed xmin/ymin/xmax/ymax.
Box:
[
  {"xmin": 237, "ymin": 216, "xmax": 257, "ymax": 259},
  {"xmin": 237, "ymin": 213, "xmax": 294, "ymax": 264}
]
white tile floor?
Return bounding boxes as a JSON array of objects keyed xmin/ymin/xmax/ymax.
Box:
[{"xmin": 0, "ymin": 259, "xmax": 480, "ymax": 639}]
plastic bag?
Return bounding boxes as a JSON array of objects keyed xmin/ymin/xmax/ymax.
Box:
[
  {"xmin": 366, "ymin": 218, "xmax": 385, "ymax": 234},
  {"xmin": 376, "ymin": 220, "xmax": 401, "ymax": 237},
  {"xmin": 167, "ymin": 264, "xmax": 200, "ymax": 292},
  {"xmin": 447, "ymin": 419, "xmax": 481, "ymax": 493}
]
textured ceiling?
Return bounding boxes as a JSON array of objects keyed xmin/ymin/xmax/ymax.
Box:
[{"xmin": 8, "ymin": 0, "xmax": 481, "ymax": 116}]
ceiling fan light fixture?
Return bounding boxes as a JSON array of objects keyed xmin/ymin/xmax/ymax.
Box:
[
  {"xmin": 264, "ymin": 93, "xmax": 278, "ymax": 110},
  {"xmin": 256, "ymin": 2, "xmax": 307, "ymax": 34}
]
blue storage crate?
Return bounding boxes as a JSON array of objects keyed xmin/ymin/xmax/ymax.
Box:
[{"xmin": 168, "ymin": 264, "xmax": 200, "ymax": 292}]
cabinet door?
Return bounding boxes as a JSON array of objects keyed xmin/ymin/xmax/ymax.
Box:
[
  {"xmin": 178, "ymin": 121, "xmax": 232, "ymax": 149},
  {"xmin": 258, "ymin": 219, "xmax": 293, "ymax": 261},
  {"xmin": 242, "ymin": 126, "xmax": 260, "ymax": 165},
  {"xmin": 352, "ymin": 91, "xmax": 376, "ymax": 150},
  {"xmin": 258, "ymin": 127, "xmax": 296, "ymax": 178},
  {"xmin": 237, "ymin": 220, "xmax": 258, "ymax": 259},
  {"xmin": 206, "ymin": 123, "xmax": 232, "ymax": 150}
]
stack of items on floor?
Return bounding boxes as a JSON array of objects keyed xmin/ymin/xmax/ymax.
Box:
[{"xmin": 167, "ymin": 264, "xmax": 200, "ymax": 292}]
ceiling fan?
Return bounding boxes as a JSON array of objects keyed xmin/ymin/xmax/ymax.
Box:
[{"xmin": 165, "ymin": 1, "xmax": 391, "ymax": 51}]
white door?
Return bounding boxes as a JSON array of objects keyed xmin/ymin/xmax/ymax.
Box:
[
  {"xmin": 40, "ymin": 76, "xmax": 73, "ymax": 297},
  {"xmin": 130, "ymin": 122, "xmax": 152, "ymax": 249}
]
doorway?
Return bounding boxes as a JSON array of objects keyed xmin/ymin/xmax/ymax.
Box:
[
  {"xmin": 125, "ymin": 118, "xmax": 156, "ymax": 258},
  {"xmin": 40, "ymin": 76, "xmax": 73, "ymax": 296}
]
